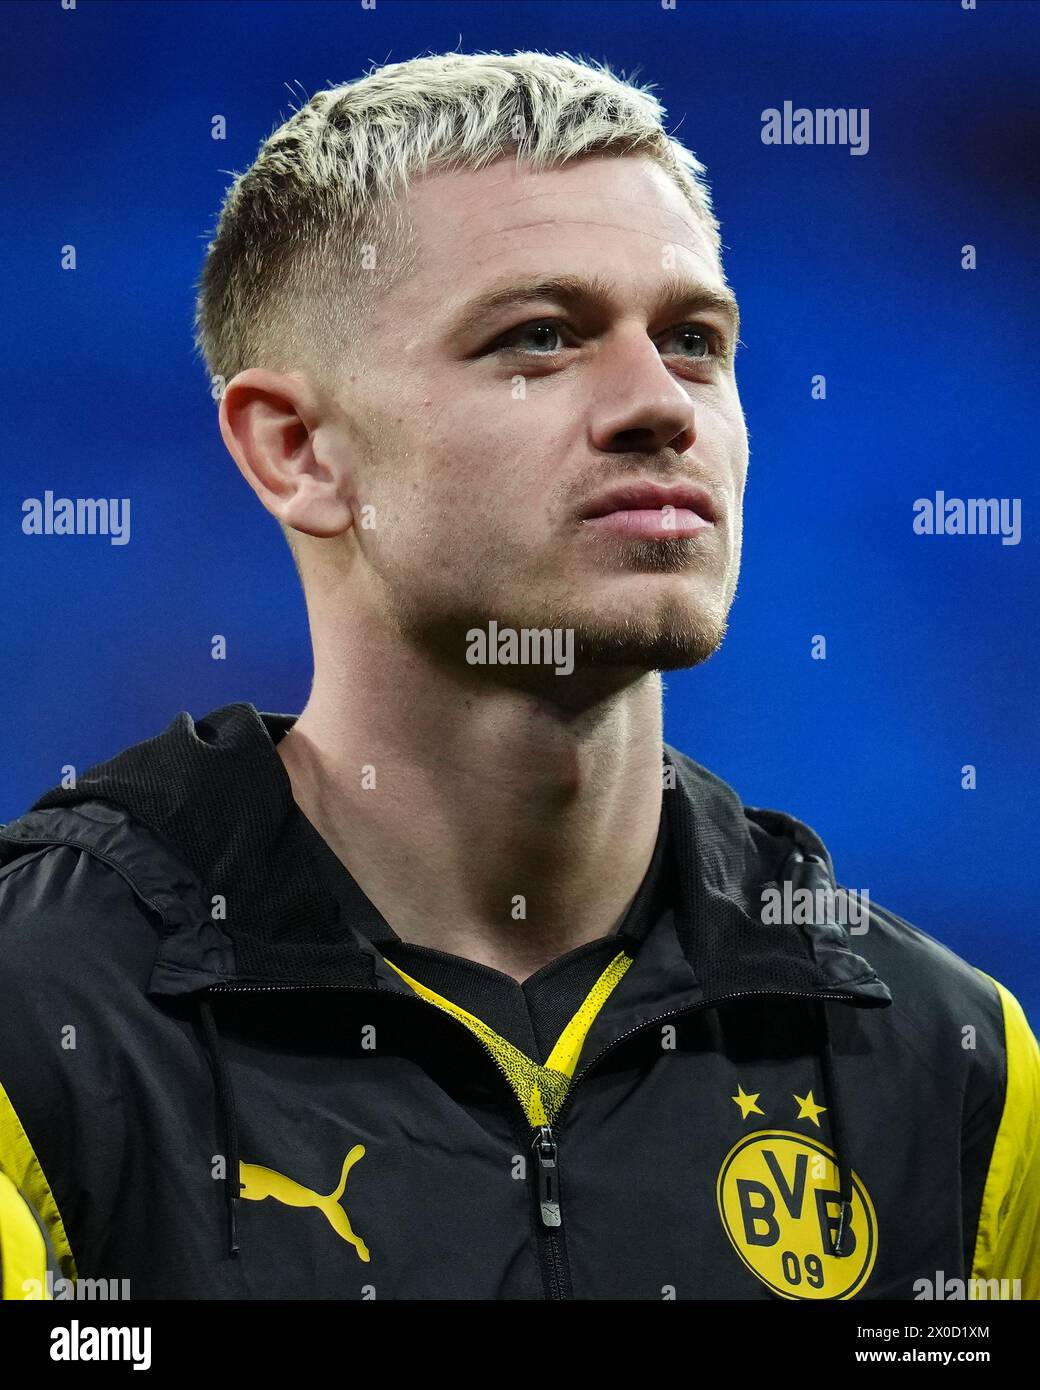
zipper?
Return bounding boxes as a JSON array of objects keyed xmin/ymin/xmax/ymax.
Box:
[
  {"xmin": 532, "ymin": 1123, "xmax": 566, "ymax": 1298},
  {"xmin": 208, "ymin": 978, "xmax": 863, "ymax": 1299},
  {"xmin": 533, "ymin": 1125, "xmax": 561, "ymax": 1227}
]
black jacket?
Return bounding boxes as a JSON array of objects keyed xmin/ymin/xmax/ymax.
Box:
[{"xmin": 0, "ymin": 702, "xmax": 1037, "ymax": 1300}]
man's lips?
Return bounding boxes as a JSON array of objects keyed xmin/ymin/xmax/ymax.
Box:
[
  {"xmin": 579, "ymin": 481, "xmax": 718, "ymax": 539},
  {"xmin": 582, "ymin": 508, "xmax": 714, "ymax": 539}
]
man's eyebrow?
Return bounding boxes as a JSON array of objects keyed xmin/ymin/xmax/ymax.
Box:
[{"xmin": 444, "ymin": 272, "xmax": 741, "ymax": 344}]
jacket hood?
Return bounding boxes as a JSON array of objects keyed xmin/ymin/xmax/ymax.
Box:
[{"xmin": 0, "ymin": 700, "xmax": 891, "ymax": 1009}]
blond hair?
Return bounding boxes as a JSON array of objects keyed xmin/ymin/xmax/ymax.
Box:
[{"xmin": 193, "ymin": 48, "xmax": 722, "ymax": 391}]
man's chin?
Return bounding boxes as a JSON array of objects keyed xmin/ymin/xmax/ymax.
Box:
[
  {"xmin": 544, "ymin": 578, "xmax": 731, "ymax": 673},
  {"xmin": 569, "ymin": 613, "xmax": 729, "ymax": 671},
  {"xmin": 393, "ymin": 577, "xmax": 732, "ymax": 681},
  {"xmin": 465, "ymin": 598, "xmax": 730, "ymax": 676}
]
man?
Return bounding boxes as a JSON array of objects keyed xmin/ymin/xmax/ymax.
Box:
[{"xmin": 1, "ymin": 50, "xmax": 1037, "ymax": 1301}]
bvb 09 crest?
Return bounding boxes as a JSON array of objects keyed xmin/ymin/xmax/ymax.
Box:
[{"xmin": 716, "ymin": 1131, "xmax": 878, "ymax": 1299}]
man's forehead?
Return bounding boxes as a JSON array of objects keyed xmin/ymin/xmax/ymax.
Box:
[
  {"xmin": 386, "ymin": 159, "xmax": 728, "ymax": 339},
  {"xmin": 403, "ymin": 153, "xmax": 711, "ymax": 256}
]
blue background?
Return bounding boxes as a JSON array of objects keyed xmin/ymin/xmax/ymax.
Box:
[{"xmin": 2, "ymin": 0, "xmax": 1037, "ymax": 1027}]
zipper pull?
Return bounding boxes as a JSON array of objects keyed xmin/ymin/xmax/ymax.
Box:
[{"xmin": 532, "ymin": 1125, "xmax": 561, "ymax": 1228}]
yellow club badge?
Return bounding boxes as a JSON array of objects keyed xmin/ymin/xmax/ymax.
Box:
[{"xmin": 716, "ymin": 1129, "xmax": 878, "ymax": 1299}]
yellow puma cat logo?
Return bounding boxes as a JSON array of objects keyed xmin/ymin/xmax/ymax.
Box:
[{"xmin": 238, "ymin": 1145, "xmax": 370, "ymax": 1261}]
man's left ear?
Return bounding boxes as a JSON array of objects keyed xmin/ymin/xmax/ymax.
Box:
[{"xmin": 217, "ymin": 367, "xmax": 353, "ymax": 538}]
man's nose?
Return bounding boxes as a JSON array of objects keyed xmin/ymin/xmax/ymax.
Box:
[{"xmin": 587, "ymin": 329, "xmax": 698, "ymax": 456}]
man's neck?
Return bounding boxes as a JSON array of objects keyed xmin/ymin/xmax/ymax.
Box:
[{"xmin": 277, "ymin": 645, "xmax": 666, "ymax": 985}]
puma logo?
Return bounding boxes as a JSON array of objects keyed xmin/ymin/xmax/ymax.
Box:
[{"xmin": 239, "ymin": 1144, "xmax": 370, "ymax": 1261}]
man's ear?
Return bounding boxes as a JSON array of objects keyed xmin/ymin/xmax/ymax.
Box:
[{"xmin": 218, "ymin": 368, "xmax": 353, "ymax": 539}]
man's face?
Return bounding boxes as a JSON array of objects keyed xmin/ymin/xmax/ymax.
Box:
[{"xmin": 326, "ymin": 153, "xmax": 749, "ymax": 683}]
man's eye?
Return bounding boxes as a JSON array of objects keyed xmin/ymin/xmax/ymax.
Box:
[
  {"xmin": 659, "ymin": 324, "xmax": 727, "ymax": 360},
  {"xmin": 492, "ymin": 321, "xmax": 571, "ymax": 355}
]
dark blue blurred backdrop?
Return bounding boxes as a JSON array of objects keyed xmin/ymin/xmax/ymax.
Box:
[{"xmin": 2, "ymin": 0, "xmax": 1037, "ymax": 1026}]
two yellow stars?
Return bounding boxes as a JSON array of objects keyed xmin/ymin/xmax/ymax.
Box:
[{"xmin": 731, "ymin": 1085, "xmax": 827, "ymax": 1126}]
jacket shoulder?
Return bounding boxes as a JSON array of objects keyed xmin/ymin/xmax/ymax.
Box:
[
  {"xmin": 833, "ymin": 892, "xmax": 1015, "ymax": 1129},
  {"xmin": 0, "ymin": 799, "xmax": 217, "ymax": 970},
  {"xmin": 0, "ymin": 837, "xmax": 162, "ymax": 977},
  {"xmin": 849, "ymin": 893, "xmax": 1009, "ymax": 1019}
]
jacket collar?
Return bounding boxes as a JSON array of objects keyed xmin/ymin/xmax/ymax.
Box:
[{"xmin": 0, "ymin": 701, "xmax": 890, "ymax": 1008}]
